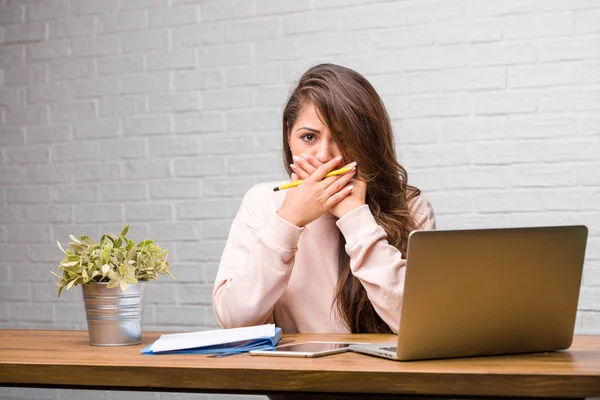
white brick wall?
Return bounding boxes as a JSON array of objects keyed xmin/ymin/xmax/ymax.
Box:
[{"xmin": 1, "ymin": 0, "xmax": 600, "ymax": 399}]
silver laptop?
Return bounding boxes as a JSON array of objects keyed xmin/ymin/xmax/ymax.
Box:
[{"xmin": 350, "ymin": 225, "xmax": 588, "ymax": 361}]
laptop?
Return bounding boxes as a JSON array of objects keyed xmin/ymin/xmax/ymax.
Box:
[{"xmin": 349, "ymin": 225, "xmax": 588, "ymax": 361}]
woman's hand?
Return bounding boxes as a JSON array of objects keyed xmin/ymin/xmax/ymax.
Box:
[
  {"xmin": 290, "ymin": 153, "xmax": 367, "ymax": 219},
  {"xmin": 277, "ymin": 156, "xmax": 356, "ymax": 227}
]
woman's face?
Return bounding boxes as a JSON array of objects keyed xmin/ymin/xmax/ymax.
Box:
[{"xmin": 288, "ymin": 102, "xmax": 343, "ymax": 164}]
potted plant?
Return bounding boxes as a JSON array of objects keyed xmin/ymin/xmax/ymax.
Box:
[{"xmin": 51, "ymin": 225, "xmax": 174, "ymax": 346}]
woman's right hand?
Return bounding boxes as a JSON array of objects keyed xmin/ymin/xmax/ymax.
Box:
[{"xmin": 277, "ymin": 156, "xmax": 356, "ymax": 227}]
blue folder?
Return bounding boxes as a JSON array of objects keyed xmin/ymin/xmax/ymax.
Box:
[{"xmin": 141, "ymin": 327, "xmax": 282, "ymax": 356}]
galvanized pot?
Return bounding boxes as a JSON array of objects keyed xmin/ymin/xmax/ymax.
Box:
[{"xmin": 81, "ymin": 282, "xmax": 146, "ymax": 346}]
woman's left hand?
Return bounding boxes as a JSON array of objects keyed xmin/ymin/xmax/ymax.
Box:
[{"xmin": 291, "ymin": 153, "xmax": 367, "ymax": 219}]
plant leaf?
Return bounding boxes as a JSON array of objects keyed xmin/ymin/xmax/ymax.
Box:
[
  {"xmin": 114, "ymin": 248, "xmax": 124, "ymax": 262},
  {"xmin": 107, "ymin": 279, "xmax": 120, "ymax": 289},
  {"xmin": 107, "ymin": 270, "xmax": 119, "ymax": 280},
  {"xmin": 50, "ymin": 271, "xmax": 62, "ymax": 279},
  {"xmin": 100, "ymin": 234, "xmax": 114, "ymax": 246},
  {"xmin": 69, "ymin": 242, "xmax": 85, "ymax": 253},
  {"xmin": 66, "ymin": 279, "xmax": 77, "ymax": 290},
  {"xmin": 137, "ymin": 240, "xmax": 153, "ymax": 249},
  {"xmin": 80, "ymin": 235, "xmax": 94, "ymax": 245},
  {"xmin": 120, "ymin": 225, "xmax": 130, "ymax": 237},
  {"xmin": 101, "ymin": 264, "xmax": 110, "ymax": 274},
  {"xmin": 119, "ymin": 280, "xmax": 128, "ymax": 292},
  {"xmin": 100, "ymin": 247, "xmax": 110, "ymax": 265},
  {"xmin": 57, "ymin": 241, "xmax": 67, "ymax": 254},
  {"xmin": 61, "ymin": 261, "xmax": 78, "ymax": 267},
  {"xmin": 126, "ymin": 246, "xmax": 136, "ymax": 261},
  {"xmin": 69, "ymin": 234, "xmax": 82, "ymax": 244}
]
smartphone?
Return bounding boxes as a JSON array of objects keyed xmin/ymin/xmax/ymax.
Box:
[{"xmin": 250, "ymin": 341, "xmax": 352, "ymax": 358}]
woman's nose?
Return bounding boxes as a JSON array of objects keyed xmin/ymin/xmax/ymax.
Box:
[{"xmin": 315, "ymin": 141, "xmax": 335, "ymax": 163}]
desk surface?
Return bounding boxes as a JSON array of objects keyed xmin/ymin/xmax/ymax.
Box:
[{"xmin": 1, "ymin": 330, "xmax": 600, "ymax": 399}]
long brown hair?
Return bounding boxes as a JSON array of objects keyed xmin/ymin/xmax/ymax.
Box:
[{"xmin": 282, "ymin": 63, "xmax": 421, "ymax": 333}]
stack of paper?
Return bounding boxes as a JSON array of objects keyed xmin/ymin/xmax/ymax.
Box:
[{"xmin": 141, "ymin": 324, "xmax": 281, "ymax": 355}]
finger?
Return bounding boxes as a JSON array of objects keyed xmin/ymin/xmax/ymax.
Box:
[
  {"xmin": 307, "ymin": 156, "xmax": 342, "ymax": 183},
  {"xmin": 326, "ymin": 184, "xmax": 353, "ymax": 208},
  {"xmin": 322, "ymin": 161, "xmax": 357, "ymax": 179},
  {"xmin": 292, "ymin": 155, "xmax": 317, "ymax": 175},
  {"xmin": 301, "ymin": 153, "xmax": 324, "ymax": 171},
  {"xmin": 290, "ymin": 163, "xmax": 310, "ymax": 180},
  {"xmin": 323, "ymin": 170, "xmax": 355, "ymax": 197},
  {"xmin": 320, "ymin": 161, "xmax": 356, "ymax": 189}
]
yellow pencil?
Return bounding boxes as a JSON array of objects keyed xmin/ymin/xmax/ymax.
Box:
[{"xmin": 273, "ymin": 167, "xmax": 352, "ymax": 192}]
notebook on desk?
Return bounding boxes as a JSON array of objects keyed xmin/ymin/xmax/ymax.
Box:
[
  {"xmin": 142, "ymin": 324, "xmax": 282, "ymax": 355},
  {"xmin": 350, "ymin": 225, "xmax": 588, "ymax": 361}
]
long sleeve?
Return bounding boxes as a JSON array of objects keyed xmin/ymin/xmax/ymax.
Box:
[
  {"xmin": 335, "ymin": 194, "xmax": 436, "ymax": 333},
  {"xmin": 212, "ymin": 183, "xmax": 304, "ymax": 328}
]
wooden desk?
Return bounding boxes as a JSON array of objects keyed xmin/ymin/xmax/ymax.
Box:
[{"xmin": 1, "ymin": 330, "xmax": 599, "ymax": 399}]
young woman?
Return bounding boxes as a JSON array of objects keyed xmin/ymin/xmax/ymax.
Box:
[{"xmin": 212, "ymin": 64, "xmax": 435, "ymax": 334}]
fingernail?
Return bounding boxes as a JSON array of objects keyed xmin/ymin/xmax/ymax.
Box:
[
  {"xmin": 291, "ymin": 173, "xmax": 297, "ymax": 180},
  {"xmin": 293, "ymin": 155, "xmax": 301, "ymax": 162},
  {"xmin": 348, "ymin": 161, "xmax": 357, "ymax": 169},
  {"xmin": 335, "ymin": 156, "xmax": 342, "ymax": 161},
  {"xmin": 290, "ymin": 164, "xmax": 297, "ymax": 170},
  {"xmin": 347, "ymin": 185, "xmax": 354, "ymax": 191},
  {"xmin": 302, "ymin": 153, "xmax": 310, "ymax": 159}
]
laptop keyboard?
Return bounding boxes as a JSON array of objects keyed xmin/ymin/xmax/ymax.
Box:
[{"xmin": 381, "ymin": 346, "xmax": 397, "ymax": 352}]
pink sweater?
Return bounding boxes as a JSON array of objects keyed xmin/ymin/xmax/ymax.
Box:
[{"xmin": 212, "ymin": 182, "xmax": 436, "ymax": 334}]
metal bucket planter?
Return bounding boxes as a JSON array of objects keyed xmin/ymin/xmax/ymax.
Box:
[{"xmin": 82, "ymin": 282, "xmax": 146, "ymax": 346}]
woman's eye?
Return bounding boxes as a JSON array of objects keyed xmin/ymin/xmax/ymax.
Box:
[{"xmin": 301, "ymin": 134, "xmax": 315, "ymax": 142}]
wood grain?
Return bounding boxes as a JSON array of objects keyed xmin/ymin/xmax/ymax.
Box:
[{"xmin": 1, "ymin": 330, "xmax": 599, "ymax": 398}]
